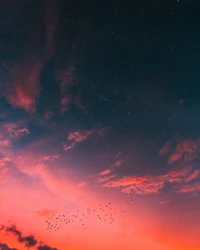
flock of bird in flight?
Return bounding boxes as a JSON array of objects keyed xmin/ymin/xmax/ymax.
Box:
[{"xmin": 46, "ymin": 194, "xmax": 134, "ymax": 232}]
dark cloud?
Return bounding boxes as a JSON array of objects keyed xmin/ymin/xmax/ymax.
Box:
[
  {"xmin": 37, "ymin": 245, "xmax": 58, "ymax": 250},
  {"xmin": 2, "ymin": 224, "xmax": 58, "ymax": 250},
  {"xmin": 0, "ymin": 243, "xmax": 18, "ymax": 250},
  {"xmin": 5, "ymin": 225, "xmax": 37, "ymax": 248}
]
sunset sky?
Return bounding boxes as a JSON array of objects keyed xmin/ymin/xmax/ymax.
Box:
[{"xmin": 0, "ymin": 1, "xmax": 200, "ymax": 250}]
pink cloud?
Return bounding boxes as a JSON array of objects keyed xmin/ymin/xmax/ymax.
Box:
[
  {"xmin": 76, "ymin": 182, "xmax": 87, "ymax": 188},
  {"xmin": 104, "ymin": 166, "xmax": 192, "ymax": 195},
  {"xmin": 35, "ymin": 209, "xmax": 55, "ymax": 218},
  {"xmin": 112, "ymin": 160, "xmax": 123, "ymax": 168},
  {"xmin": 160, "ymin": 201, "xmax": 170, "ymax": 204},
  {"xmin": 0, "ymin": 139, "xmax": 11, "ymax": 148},
  {"xmin": 176, "ymin": 182, "xmax": 200, "ymax": 193},
  {"xmin": 164, "ymin": 166, "xmax": 192, "ymax": 183},
  {"xmin": 159, "ymin": 137, "xmax": 200, "ymax": 164},
  {"xmin": 0, "ymin": 157, "xmax": 11, "ymax": 167},
  {"xmin": 114, "ymin": 152, "xmax": 122, "ymax": 158},
  {"xmin": 185, "ymin": 169, "xmax": 200, "ymax": 183},
  {"xmin": 11, "ymin": 128, "xmax": 30, "ymax": 138},
  {"xmin": 168, "ymin": 139, "xmax": 199, "ymax": 164},
  {"xmin": 99, "ymin": 169, "xmax": 112, "ymax": 176},
  {"xmin": 4, "ymin": 57, "xmax": 44, "ymax": 113},
  {"xmin": 0, "ymin": 122, "xmax": 30, "ymax": 152},
  {"xmin": 96, "ymin": 174, "xmax": 118, "ymax": 183},
  {"xmin": 2, "ymin": 123, "xmax": 30, "ymax": 138},
  {"xmin": 0, "ymin": 157, "xmax": 12, "ymax": 184},
  {"xmin": 42, "ymin": 155, "xmax": 59, "ymax": 161},
  {"xmin": 63, "ymin": 129, "xmax": 103, "ymax": 152},
  {"xmin": 159, "ymin": 140, "xmax": 172, "ymax": 156}
]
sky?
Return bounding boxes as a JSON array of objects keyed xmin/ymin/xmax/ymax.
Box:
[{"xmin": 0, "ymin": 1, "xmax": 200, "ymax": 250}]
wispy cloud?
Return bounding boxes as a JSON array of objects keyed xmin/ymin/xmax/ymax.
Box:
[
  {"xmin": 103, "ymin": 166, "xmax": 193, "ymax": 195},
  {"xmin": 159, "ymin": 140, "xmax": 172, "ymax": 157},
  {"xmin": 63, "ymin": 128, "xmax": 105, "ymax": 152},
  {"xmin": 176, "ymin": 182, "xmax": 200, "ymax": 194},
  {"xmin": 0, "ymin": 157, "xmax": 12, "ymax": 184},
  {"xmin": 92, "ymin": 155, "xmax": 125, "ymax": 184},
  {"xmin": 112, "ymin": 160, "xmax": 123, "ymax": 168},
  {"xmin": 96, "ymin": 174, "xmax": 118, "ymax": 183},
  {"xmin": 35, "ymin": 209, "xmax": 56, "ymax": 218},
  {"xmin": 1, "ymin": 122, "xmax": 30, "ymax": 139},
  {"xmin": 99, "ymin": 169, "xmax": 112, "ymax": 176},
  {"xmin": 76, "ymin": 181, "xmax": 87, "ymax": 188},
  {"xmin": 159, "ymin": 137, "xmax": 200, "ymax": 164},
  {"xmin": 185, "ymin": 169, "xmax": 200, "ymax": 183},
  {"xmin": 42, "ymin": 155, "xmax": 59, "ymax": 161},
  {"xmin": 114, "ymin": 151, "xmax": 122, "ymax": 158},
  {"xmin": 4, "ymin": 57, "xmax": 44, "ymax": 113}
]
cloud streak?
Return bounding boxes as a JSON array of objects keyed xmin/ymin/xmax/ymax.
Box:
[
  {"xmin": 63, "ymin": 128, "xmax": 105, "ymax": 152},
  {"xmin": 103, "ymin": 166, "xmax": 195, "ymax": 194}
]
